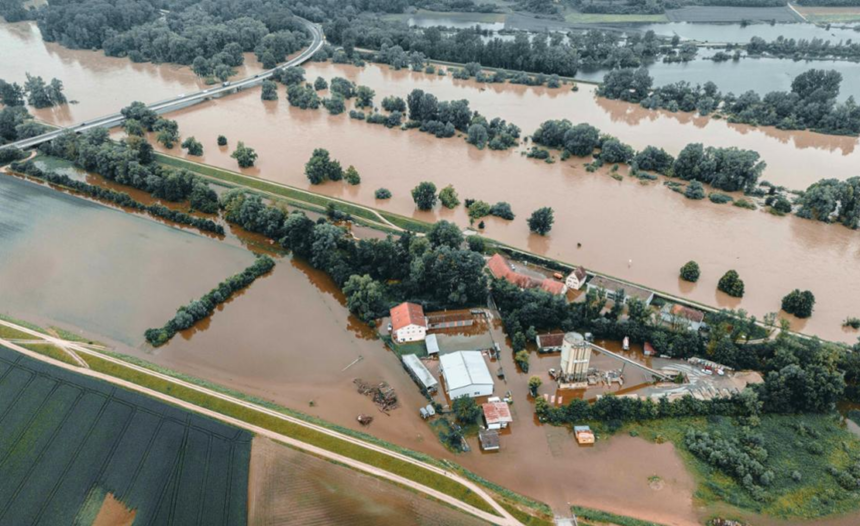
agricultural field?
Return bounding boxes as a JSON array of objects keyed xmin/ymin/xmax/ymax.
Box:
[
  {"xmin": 665, "ymin": 5, "xmax": 801, "ymax": 22},
  {"xmin": 563, "ymin": 12, "xmax": 668, "ymax": 23},
  {"xmin": 795, "ymin": 6, "xmax": 860, "ymax": 23},
  {"xmin": 0, "ymin": 345, "xmax": 251, "ymax": 526}
]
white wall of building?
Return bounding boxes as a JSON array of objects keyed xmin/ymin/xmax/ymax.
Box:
[{"xmin": 394, "ymin": 324, "xmax": 426, "ymax": 342}]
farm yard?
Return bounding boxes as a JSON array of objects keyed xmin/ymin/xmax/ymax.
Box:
[{"xmin": 0, "ymin": 345, "xmax": 251, "ymax": 526}]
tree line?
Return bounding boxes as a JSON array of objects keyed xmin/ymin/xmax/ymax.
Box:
[
  {"xmin": 9, "ymin": 160, "xmax": 224, "ymax": 235},
  {"xmin": 599, "ymin": 67, "xmax": 860, "ymax": 137},
  {"xmin": 145, "ymin": 255, "xmax": 275, "ymax": 346},
  {"xmin": 747, "ymin": 35, "xmax": 860, "ymax": 62}
]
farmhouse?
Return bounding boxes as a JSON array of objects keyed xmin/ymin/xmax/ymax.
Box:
[
  {"xmin": 402, "ymin": 354, "xmax": 438, "ymax": 394},
  {"xmin": 586, "ymin": 276, "xmax": 654, "ymax": 305},
  {"xmin": 486, "ymin": 254, "xmax": 568, "ymax": 296},
  {"xmin": 565, "ymin": 266, "xmax": 587, "ymax": 290},
  {"xmin": 439, "ymin": 350, "xmax": 495, "ymax": 399},
  {"xmin": 389, "ymin": 301, "xmax": 427, "ymax": 342},
  {"xmin": 482, "ymin": 400, "xmax": 513, "ymax": 430},
  {"xmin": 660, "ymin": 303, "xmax": 706, "ymax": 331}
]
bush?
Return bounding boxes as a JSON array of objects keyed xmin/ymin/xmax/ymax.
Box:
[
  {"xmin": 489, "ymin": 202, "xmax": 515, "ymax": 220},
  {"xmin": 718, "ymin": 270, "xmax": 745, "ymax": 298},
  {"xmin": 452, "ymin": 396, "xmax": 481, "ymax": 424},
  {"xmin": 781, "ymin": 289, "xmax": 816, "ymax": 318},
  {"xmin": 217, "ymin": 135, "xmax": 227, "ymax": 146},
  {"xmin": 680, "ymin": 261, "xmax": 701, "ymax": 283},
  {"xmin": 685, "ymin": 181, "xmax": 706, "ymax": 200},
  {"xmin": 734, "ymin": 198, "xmax": 757, "ymax": 210},
  {"xmin": 709, "ymin": 192, "xmax": 734, "ymax": 204},
  {"xmin": 344, "ymin": 165, "xmax": 361, "ymax": 185},
  {"xmin": 439, "ymin": 185, "xmax": 460, "ymax": 209},
  {"xmin": 844, "ymin": 317, "xmax": 860, "ymax": 329},
  {"xmin": 375, "ymin": 188, "xmax": 392, "ymax": 199}
]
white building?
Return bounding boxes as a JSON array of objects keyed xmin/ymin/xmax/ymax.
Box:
[
  {"xmin": 439, "ymin": 351, "xmax": 494, "ymax": 399},
  {"xmin": 565, "ymin": 266, "xmax": 587, "ymax": 291},
  {"xmin": 389, "ymin": 302, "xmax": 427, "ymax": 343},
  {"xmin": 402, "ymin": 354, "xmax": 439, "ymax": 394},
  {"xmin": 425, "ymin": 333, "xmax": 440, "ymax": 355}
]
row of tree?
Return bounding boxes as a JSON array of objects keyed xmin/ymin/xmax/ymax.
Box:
[
  {"xmin": 599, "ymin": 67, "xmax": 860, "ymax": 136},
  {"xmin": 145, "ymin": 255, "xmax": 276, "ymax": 346},
  {"xmin": 746, "ymin": 35, "xmax": 860, "ymax": 61},
  {"xmin": 9, "ymin": 160, "xmax": 224, "ymax": 235},
  {"xmin": 1, "ymin": 74, "xmax": 66, "ymax": 109}
]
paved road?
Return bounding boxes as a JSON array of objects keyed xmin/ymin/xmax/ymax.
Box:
[
  {"xmin": 0, "ymin": 318, "xmax": 521, "ymax": 526},
  {"xmin": 0, "ymin": 17, "xmax": 324, "ymax": 151}
]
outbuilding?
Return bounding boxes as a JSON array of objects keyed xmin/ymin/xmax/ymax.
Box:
[
  {"xmin": 482, "ymin": 400, "xmax": 513, "ymax": 430},
  {"xmin": 479, "ymin": 429, "xmax": 500, "ymax": 451},
  {"xmin": 402, "ymin": 354, "xmax": 438, "ymax": 395},
  {"xmin": 425, "ymin": 333, "xmax": 440, "ymax": 355},
  {"xmin": 439, "ymin": 351, "xmax": 494, "ymax": 399}
]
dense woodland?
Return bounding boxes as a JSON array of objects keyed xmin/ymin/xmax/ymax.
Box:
[{"xmin": 599, "ymin": 68, "xmax": 860, "ymax": 136}]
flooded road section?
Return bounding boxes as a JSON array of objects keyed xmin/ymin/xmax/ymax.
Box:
[
  {"xmin": 0, "ymin": 174, "xmax": 256, "ymax": 345},
  {"xmin": 0, "ymin": 21, "xmax": 264, "ymax": 126},
  {"xmin": 144, "ymin": 65, "xmax": 860, "ymax": 343}
]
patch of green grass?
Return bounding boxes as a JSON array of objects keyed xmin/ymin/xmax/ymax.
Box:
[
  {"xmin": 625, "ymin": 415, "xmax": 860, "ymax": 521},
  {"xmin": 0, "ymin": 324, "xmax": 33, "ymax": 340},
  {"xmin": 564, "ymin": 12, "xmax": 668, "ymax": 23},
  {"xmin": 0, "ymin": 314, "xmax": 49, "ymax": 335},
  {"xmin": 571, "ymin": 505, "xmax": 666, "ymax": 526},
  {"xmin": 78, "ymin": 351, "xmax": 499, "ymax": 516},
  {"xmin": 806, "ymin": 13, "xmax": 860, "ymax": 23},
  {"xmin": 20, "ymin": 343, "xmax": 80, "ymax": 366},
  {"xmin": 383, "ymin": 334, "xmax": 427, "ymax": 358}
]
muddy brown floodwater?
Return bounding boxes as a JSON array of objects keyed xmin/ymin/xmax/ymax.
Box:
[{"xmin": 138, "ymin": 64, "xmax": 860, "ymax": 343}]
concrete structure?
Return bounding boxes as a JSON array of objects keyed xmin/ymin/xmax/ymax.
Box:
[
  {"xmin": 559, "ymin": 332, "xmax": 591, "ymax": 388},
  {"xmin": 425, "ymin": 333, "xmax": 440, "ymax": 355},
  {"xmin": 586, "ymin": 276, "xmax": 654, "ymax": 305},
  {"xmin": 390, "ymin": 302, "xmax": 427, "ymax": 343},
  {"xmin": 660, "ymin": 303, "xmax": 706, "ymax": 332},
  {"xmin": 439, "ymin": 351, "xmax": 494, "ymax": 399},
  {"xmin": 486, "ymin": 254, "xmax": 568, "ymax": 296},
  {"xmin": 536, "ymin": 333, "xmax": 564, "ymax": 353},
  {"xmin": 482, "ymin": 400, "xmax": 513, "ymax": 430},
  {"xmin": 479, "ymin": 429, "xmax": 500, "ymax": 451},
  {"xmin": 402, "ymin": 354, "xmax": 438, "ymax": 395},
  {"xmin": 565, "ymin": 266, "xmax": 587, "ymax": 291}
]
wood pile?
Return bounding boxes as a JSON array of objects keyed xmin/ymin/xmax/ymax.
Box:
[{"xmin": 353, "ymin": 379, "xmax": 399, "ymax": 412}]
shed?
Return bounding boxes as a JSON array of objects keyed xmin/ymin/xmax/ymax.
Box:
[
  {"xmin": 536, "ymin": 332, "xmax": 564, "ymax": 353},
  {"xmin": 402, "ymin": 354, "xmax": 438, "ymax": 394},
  {"xmin": 439, "ymin": 351, "xmax": 494, "ymax": 399},
  {"xmin": 479, "ymin": 429, "xmax": 500, "ymax": 451},
  {"xmin": 425, "ymin": 334, "xmax": 440, "ymax": 355},
  {"xmin": 482, "ymin": 401, "xmax": 513, "ymax": 430}
]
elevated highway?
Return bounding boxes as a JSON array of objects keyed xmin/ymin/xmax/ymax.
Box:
[{"xmin": 1, "ymin": 18, "xmax": 323, "ymax": 151}]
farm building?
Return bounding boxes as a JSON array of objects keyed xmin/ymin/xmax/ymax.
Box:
[
  {"xmin": 426, "ymin": 311, "xmax": 474, "ymax": 330},
  {"xmin": 390, "ymin": 301, "xmax": 427, "ymax": 342},
  {"xmin": 425, "ymin": 333, "xmax": 440, "ymax": 355},
  {"xmin": 402, "ymin": 354, "xmax": 439, "ymax": 394},
  {"xmin": 486, "ymin": 254, "xmax": 568, "ymax": 296},
  {"xmin": 660, "ymin": 303, "xmax": 706, "ymax": 331},
  {"xmin": 482, "ymin": 400, "xmax": 513, "ymax": 430},
  {"xmin": 536, "ymin": 332, "xmax": 564, "ymax": 353},
  {"xmin": 479, "ymin": 429, "xmax": 500, "ymax": 451},
  {"xmin": 565, "ymin": 266, "xmax": 587, "ymax": 290},
  {"xmin": 439, "ymin": 350, "xmax": 494, "ymax": 399},
  {"xmin": 586, "ymin": 276, "xmax": 654, "ymax": 305},
  {"xmin": 559, "ymin": 332, "xmax": 591, "ymax": 388}
]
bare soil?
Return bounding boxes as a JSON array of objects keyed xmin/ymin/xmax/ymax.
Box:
[{"xmin": 91, "ymin": 493, "xmax": 135, "ymax": 526}]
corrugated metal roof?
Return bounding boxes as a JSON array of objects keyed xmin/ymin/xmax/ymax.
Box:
[
  {"xmin": 425, "ymin": 334, "xmax": 440, "ymax": 355},
  {"xmin": 402, "ymin": 354, "xmax": 438, "ymax": 390},
  {"xmin": 440, "ymin": 351, "xmax": 494, "ymax": 392}
]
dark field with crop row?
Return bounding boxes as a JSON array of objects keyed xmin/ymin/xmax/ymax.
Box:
[{"xmin": 0, "ymin": 345, "xmax": 251, "ymax": 526}]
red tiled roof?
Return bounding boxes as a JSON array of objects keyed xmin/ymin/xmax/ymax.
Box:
[
  {"xmin": 540, "ymin": 279, "xmax": 566, "ymax": 295},
  {"xmin": 482, "ymin": 401, "xmax": 513, "ymax": 425},
  {"xmin": 390, "ymin": 302, "xmax": 426, "ymax": 332},
  {"xmin": 670, "ymin": 304, "xmax": 705, "ymax": 323},
  {"xmin": 487, "ymin": 254, "xmax": 512, "ymax": 279}
]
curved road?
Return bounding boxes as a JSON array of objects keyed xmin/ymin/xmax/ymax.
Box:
[
  {"xmin": 0, "ymin": 17, "xmax": 324, "ymax": 151},
  {"xmin": 0, "ymin": 318, "xmax": 521, "ymax": 525}
]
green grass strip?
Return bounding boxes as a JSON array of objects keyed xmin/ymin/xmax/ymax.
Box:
[
  {"xmin": 21, "ymin": 343, "xmax": 81, "ymax": 367},
  {"xmin": 571, "ymin": 505, "xmax": 666, "ymax": 526},
  {"xmin": 79, "ymin": 351, "xmax": 498, "ymax": 516}
]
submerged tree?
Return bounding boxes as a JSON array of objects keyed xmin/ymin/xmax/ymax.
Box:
[
  {"xmin": 231, "ymin": 141, "xmax": 258, "ymax": 168},
  {"xmin": 411, "ymin": 181, "xmax": 437, "ymax": 210},
  {"xmin": 527, "ymin": 207, "xmax": 555, "ymax": 235}
]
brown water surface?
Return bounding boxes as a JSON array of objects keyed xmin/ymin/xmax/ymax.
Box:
[{"xmin": 140, "ymin": 67, "xmax": 860, "ymax": 343}]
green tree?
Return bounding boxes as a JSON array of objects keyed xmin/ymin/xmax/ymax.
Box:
[
  {"xmin": 355, "ymin": 85, "xmax": 375, "ymax": 108},
  {"xmin": 217, "ymin": 135, "xmax": 227, "ymax": 146},
  {"xmin": 563, "ymin": 123, "xmax": 600, "ymax": 157},
  {"xmin": 467, "ymin": 200, "xmax": 491, "ymax": 222},
  {"xmin": 281, "ymin": 67, "xmax": 305, "ymax": 86},
  {"xmin": 528, "ymin": 376, "xmax": 542, "ymax": 397},
  {"xmin": 439, "ymin": 184, "xmax": 460, "ymax": 209},
  {"xmin": 685, "ymin": 181, "xmax": 706, "ymax": 200},
  {"xmin": 343, "ymin": 274, "xmax": 385, "ymax": 322},
  {"xmin": 313, "ymin": 77, "xmax": 328, "ymax": 90},
  {"xmin": 467, "ymin": 236, "xmax": 485, "ymax": 253},
  {"xmin": 214, "ymin": 64, "xmax": 233, "ymax": 82},
  {"xmin": 527, "ymin": 207, "xmax": 555, "ymax": 235},
  {"xmin": 231, "ymin": 141, "xmax": 258, "ymax": 168},
  {"xmin": 181, "ymin": 136, "xmax": 203, "ymax": 156},
  {"xmin": 427, "ymin": 220, "xmax": 463, "ymax": 248},
  {"xmin": 680, "ymin": 261, "xmax": 700, "ymax": 282},
  {"xmin": 718, "ymin": 270, "xmax": 745, "ymax": 298},
  {"xmin": 467, "ymin": 123, "xmax": 488, "ymax": 149},
  {"xmin": 411, "ymin": 181, "xmax": 438, "ymax": 210},
  {"xmin": 344, "ymin": 165, "xmax": 361, "ymax": 185},
  {"xmin": 375, "ymin": 188, "xmax": 392, "ymax": 199},
  {"xmin": 382, "ymin": 96, "xmax": 406, "ymax": 113},
  {"xmin": 781, "ymin": 289, "xmax": 815, "ymax": 318},
  {"xmin": 515, "ymin": 350, "xmax": 530, "ymax": 372},
  {"xmin": 330, "ymin": 77, "xmax": 355, "ymax": 99},
  {"xmin": 153, "ymin": 118, "xmax": 179, "ymax": 149},
  {"xmin": 305, "ymin": 148, "xmax": 343, "ymax": 184},
  {"xmin": 261, "ymin": 80, "xmax": 278, "ymax": 100},
  {"xmin": 323, "ymin": 95, "xmax": 346, "ymax": 115},
  {"xmin": 192, "ymin": 56, "xmax": 212, "ymax": 77},
  {"xmin": 452, "ymin": 396, "xmax": 481, "ymax": 424}
]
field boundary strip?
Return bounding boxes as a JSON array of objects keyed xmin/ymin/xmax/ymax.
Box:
[{"xmin": 0, "ymin": 325, "xmax": 518, "ymax": 525}]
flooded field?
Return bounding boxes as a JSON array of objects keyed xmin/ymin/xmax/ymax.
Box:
[
  {"xmin": 0, "ymin": 21, "xmax": 264, "ymax": 126},
  {"xmin": 0, "ymin": 173, "xmax": 255, "ymax": 345},
  {"xmin": 139, "ymin": 61, "xmax": 860, "ymax": 343},
  {"xmin": 248, "ymin": 437, "xmax": 489, "ymax": 526}
]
